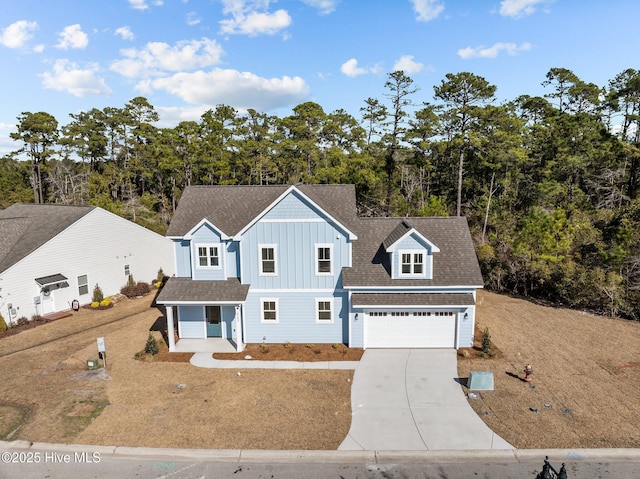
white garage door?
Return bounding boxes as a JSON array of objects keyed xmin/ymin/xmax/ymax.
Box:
[{"xmin": 364, "ymin": 310, "xmax": 456, "ymax": 348}]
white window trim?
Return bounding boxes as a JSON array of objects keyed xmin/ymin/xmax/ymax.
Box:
[
  {"xmin": 398, "ymin": 249, "xmax": 427, "ymax": 278},
  {"xmin": 258, "ymin": 244, "xmax": 278, "ymax": 276},
  {"xmin": 315, "ymin": 298, "xmax": 334, "ymax": 323},
  {"xmin": 315, "ymin": 243, "xmax": 333, "ymax": 276},
  {"xmin": 260, "ymin": 298, "xmax": 279, "ymax": 323},
  {"xmin": 195, "ymin": 243, "xmax": 222, "ymax": 269}
]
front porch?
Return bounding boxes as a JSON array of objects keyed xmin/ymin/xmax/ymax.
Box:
[{"xmin": 173, "ymin": 338, "xmax": 238, "ymax": 353}]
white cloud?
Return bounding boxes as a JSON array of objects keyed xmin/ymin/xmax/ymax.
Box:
[
  {"xmin": 458, "ymin": 42, "xmax": 532, "ymax": 59},
  {"xmin": 110, "ymin": 38, "xmax": 224, "ymax": 78},
  {"xmin": 186, "ymin": 12, "xmax": 202, "ymax": 26},
  {"xmin": 300, "ymin": 0, "xmax": 339, "ymax": 15},
  {"xmin": 410, "ymin": 0, "xmax": 444, "ymax": 22},
  {"xmin": 154, "ymin": 105, "xmax": 211, "ymax": 127},
  {"xmin": 40, "ymin": 59, "xmax": 111, "ymax": 97},
  {"xmin": 220, "ymin": 0, "xmax": 292, "ymax": 36},
  {"xmin": 115, "ymin": 26, "xmax": 135, "ymax": 41},
  {"xmin": 393, "ymin": 55, "xmax": 424, "ymax": 74},
  {"xmin": 499, "ymin": 0, "xmax": 552, "ymax": 18},
  {"xmin": 128, "ymin": 0, "xmax": 164, "ymax": 10},
  {"xmin": 56, "ymin": 24, "xmax": 89, "ymax": 50},
  {"xmin": 0, "ymin": 20, "xmax": 38, "ymax": 49},
  {"xmin": 143, "ymin": 68, "xmax": 309, "ymax": 111},
  {"xmin": 341, "ymin": 58, "xmax": 384, "ymax": 78}
]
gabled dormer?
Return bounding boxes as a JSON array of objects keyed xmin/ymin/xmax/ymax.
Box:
[{"xmin": 383, "ymin": 220, "xmax": 440, "ymax": 280}]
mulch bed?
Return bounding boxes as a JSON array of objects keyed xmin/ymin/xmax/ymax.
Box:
[{"xmin": 214, "ymin": 342, "xmax": 364, "ymax": 361}]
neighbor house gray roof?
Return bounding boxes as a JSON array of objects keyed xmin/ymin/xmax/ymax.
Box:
[
  {"xmin": 166, "ymin": 184, "xmax": 359, "ymax": 238},
  {"xmin": 156, "ymin": 277, "xmax": 250, "ymax": 304},
  {"xmin": 351, "ymin": 292, "xmax": 475, "ymax": 307},
  {"xmin": 343, "ymin": 217, "xmax": 484, "ymax": 288},
  {"xmin": 0, "ymin": 204, "xmax": 95, "ymax": 274}
]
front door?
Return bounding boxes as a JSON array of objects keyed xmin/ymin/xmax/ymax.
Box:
[{"xmin": 205, "ymin": 306, "xmax": 222, "ymax": 337}]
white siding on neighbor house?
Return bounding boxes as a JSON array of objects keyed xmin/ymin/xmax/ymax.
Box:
[{"xmin": 1, "ymin": 208, "xmax": 174, "ymax": 323}]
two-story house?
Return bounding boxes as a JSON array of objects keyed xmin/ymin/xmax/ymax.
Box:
[{"xmin": 156, "ymin": 184, "xmax": 483, "ymax": 352}]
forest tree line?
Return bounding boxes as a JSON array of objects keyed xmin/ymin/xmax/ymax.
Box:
[{"xmin": 2, "ymin": 68, "xmax": 640, "ymax": 320}]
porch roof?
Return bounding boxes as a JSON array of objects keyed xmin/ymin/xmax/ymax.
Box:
[
  {"xmin": 351, "ymin": 292, "xmax": 475, "ymax": 308},
  {"xmin": 156, "ymin": 277, "xmax": 249, "ymax": 304}
]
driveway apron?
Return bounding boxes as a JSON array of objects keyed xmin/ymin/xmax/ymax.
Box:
[{"xmin": 339, "ymin": 349, "xmax": 514, "ymax": 451}]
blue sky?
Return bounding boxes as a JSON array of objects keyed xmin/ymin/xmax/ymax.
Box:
[{"xmin": 1, "ymin": 0, "xmax": 639, "ymax": 155}]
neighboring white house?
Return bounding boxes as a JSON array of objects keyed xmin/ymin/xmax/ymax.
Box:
[{"xmin": 0, "ymin": 204, "xmax": 175, "ymax": 324}]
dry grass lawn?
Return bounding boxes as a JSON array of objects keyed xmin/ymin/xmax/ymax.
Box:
[
  {"xmin": 0, "ymin": 295, "xmax": 352, "ymax": 450},
  {"xmin": 2, "ymin": 289, "xmax": 639, "ymax": 450},
  {"xmin": 459, "ymin": 290, "xmax": 640, "ymax": 449}
]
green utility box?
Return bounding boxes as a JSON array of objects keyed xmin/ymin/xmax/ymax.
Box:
[{"xmin": 86, "ymin": 358, "xmax": 100, "ymax": 370}]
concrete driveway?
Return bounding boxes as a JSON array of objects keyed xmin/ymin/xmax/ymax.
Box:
[{"xmin": 339, "ymin": 349, "xmax": 514, "ymax": 451}]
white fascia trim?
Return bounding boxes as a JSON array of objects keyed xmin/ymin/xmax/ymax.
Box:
[
  {"xmin": 249, "ymin": 288, "xmax": 336, "ymax": 293},
  {"xmin": 358, "ymin": 304, "xmax": 470, "ymax": 309},
  {"xmin": 233, "ymin": 185, "xmax": 357, "ymax": 241},
  {"xmin": 156, "ymin": 300, "xmax": 246, "ymax": 305},
  {"xmin": 344, "ymin": 285, "xmax": 484, "ymax": 291},
  {"xmin": 385, "ymin": 228, "xmax": 440, "ymax": 253},
  {"xmin": 184, "ymin": 218, "xmax": 230, "ymax": 240}
]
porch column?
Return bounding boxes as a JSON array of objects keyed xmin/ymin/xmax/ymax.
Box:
[
  {"xmin": 234, "ymin": 305, "xmax": 244, "ymax": 352},
  {"xmin": 166, "ymin": 306, "xmax": 176, "ymax": 352}
]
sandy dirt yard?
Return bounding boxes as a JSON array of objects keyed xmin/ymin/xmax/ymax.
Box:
[
  {"xmin": 458, "ymin": 290, "xmax": 640, "ymax": 449},
  {"xmin": 1, "ymin": 289, "xmax": 639, "ymax": 450},
  {"xmin": 0, "ymin": 295, "xmax": 352, "ymax": 450}
]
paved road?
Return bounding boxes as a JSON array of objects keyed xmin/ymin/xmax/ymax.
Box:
[
  {"xmin": 1, "ymin": 442, "xmax": 639, "ymax": 479},
  {"xmin": 340, "ymin": 349, "xmax": 512, "ymax": 450}
]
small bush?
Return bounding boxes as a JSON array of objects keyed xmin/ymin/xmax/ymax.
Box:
[
  {"xmin": 135, "ymin": 282, "xmax": 150, "ymax": 295},
  {"xmin": 32, "ymin": 315, "xmax": 44, "ymax": 322},
  {"xmin": 16, "ymin": 317, "xmax": 29, "ymax": 327},
  {"xmin": 156, "ymin": 268, "xmax": 164, "ymax": 283},
  {"xmin": 126, "ymin": 274, "xmax": 136, "ymax": 288},
  {"xmin": 120, "ymin": 281, "xmax": 150, "ymax": 298},
  {"xmin": 0, "ymin": 314, "xmax": 7, "ymax": 332},
  {"xmin": 91, "ymin": 302, "xmax": 100, "ymax": 309},
  {"xmin": 92, "ymin": 284, "xmax": 104, "ymax": 303},
  {"xmin": 482, "ymin": 327, "xmax": 492, "ymax": 353},
  {"xmin": 100, "ymin": 297, "xmax": 112, "ymax": 307},
  {"xmin": 145, "ymin": 333, "xmax": 159, "ymax": 355}
]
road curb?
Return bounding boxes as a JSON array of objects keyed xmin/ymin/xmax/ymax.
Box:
[{"xmin": 2, "ymin": 441, "xmax": 640, "ymax": 463}]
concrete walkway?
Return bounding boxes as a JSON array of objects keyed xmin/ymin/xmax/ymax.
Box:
[
  {"xmin": 339, "ymin": 349, "xmax": 514, "ymax": 451},
  {"xmin": 189, "ymin": 352, "xmax": 358, "ymax": 369}
]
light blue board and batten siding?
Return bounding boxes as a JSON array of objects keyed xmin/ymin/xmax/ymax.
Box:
[
  {"xmin": 177, "ymin": 304, "xmax": 236, "ymax": 339},
  {"xmin": 390, "ymin": 233, "xmax": 434, "ymax": 280},
  {"xmin": 243, "ymin": 290, "xmax": 349, "ymax": 344}
]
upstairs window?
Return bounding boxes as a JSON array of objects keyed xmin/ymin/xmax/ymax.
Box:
[
  {"xmin": 197, "ymin": 244, "xmax": 220, "ymax": 268},
  {"xmin": 259, "ymin": 245, "xmax": 277, "ymax": 275},
  {"xmin": 400, "ymin": 251, "xmax": 425, "ymax": 277},
  {"xmin": 316, "ymin": 244, "xmax": 333, "ymax": 275}
]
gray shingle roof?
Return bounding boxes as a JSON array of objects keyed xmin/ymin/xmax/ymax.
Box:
[
  {"xmin": 343, "ymin": 217, "xmax": 484, "ymax": 288},
  {"xmin": 0, "ymin": 204, "xmax": 94, "ymax": 273},
  {"xmin": 155, "ymin": 277, "xmax": 249, "ymax": 303},
  {"xmin": 351, "ymin": 292, "xmax": 475, "ymax": 307},
  {"xmin": 166, "ymin": 184, "xmax": 358, "ymax": 237}
]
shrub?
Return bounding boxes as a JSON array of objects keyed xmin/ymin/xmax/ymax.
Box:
[
  {"xmin": 100, "ymin": 297, "xmax": 112, "ymax": 307},
  {"xmin": 156, "ymin": 268, "xmax": 164, "ymax": 283},
  {"xmin": 0, "ymin": 314, "xmax": 6, "ymax": 332},
  {"xmin": 121, "ymin": 281, "xmax": 151, "ymax": 298},
  {"xmin": 32, "ymin": 315, "xmax": 44, "ymax": 322},
  {"xmin": 126, "ymin": 274, "xmax": 136, "ymax": 288},
  {"xmin": 482, "ymin": 327, "xmax": 492, "ymax": 353},
  {"xmin": 145, "ymin": 333, "xmax": 159, "ymax": 355},
  {"xmin": 91, "ymin": 302, "xmax": 100, "ymax": 309},
  {"xmin": 92, "ymin": 284, "xmax": 104, "ymax": 303},
  {"xmin": 16, "ymin": 317, "xmax": 29, "ymax": 327}
]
